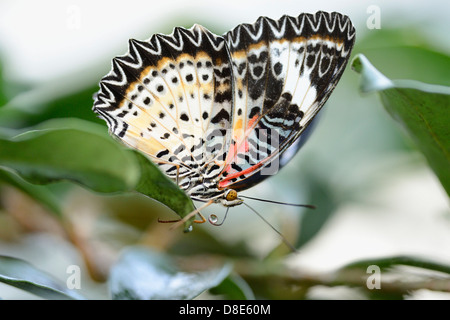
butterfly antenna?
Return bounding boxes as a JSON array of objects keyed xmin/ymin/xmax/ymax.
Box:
[
  {"xmin": 240, "ymin": 195, "xmax": 315, "ymax": 209},
  {"xmin": 243, "ymin": 202, "xmax": 298, "ymax": 253}
]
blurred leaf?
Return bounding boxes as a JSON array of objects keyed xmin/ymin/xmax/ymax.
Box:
[
  {"xmin": 0, "ymin": 60, "xmax": 8, "ymax": 107},
  {"xmin": 356, "ymin": 28, "xmax": 450, "ymax": 86},
  {"xmin": 352, "ymin": 54, "xmax": 450, "ymax": 196},
  {"xmin": 0, "ymin": 255, "xmax": 85, "ymax": 300},
  {"xmin": 0, "ymin": 167, "xmax": 62, "ymax": 217},
  {"xmin": 21, "ymin": 84, "xmax": 101, "ymax": 126},
  {"xmin": 209, "ymin": 273, "xmax": 255, "ymax": 300},
  {"xmin": 0, "ymin": 77, "xmax": 102, "ymax": 129},
  {"xmin": 295, "ymin": 172, "xmax": 338, "ymax": 249},
  {"xmin": 109, "ymin": 246, "xmax": 232, "ymax": 300},
  {"xmin": 0, "ymin": 117, "xmax": 195, "ymax": 228},
  {"xmin": 0, "ymin": 118, "xmax": 140, "ymax": 193},
  {"xmin": 342, "ymin": 255, "xmax": 450, "ymax": 275},
  {"xmin": 168, "ymin": 225, "xmax": 253, "ymax": 257},
  {"xmin": 134, "ymin": 151, "xmax": 195, "ymax": 232},
  {"xmin": 338, "ymin": 255, "xmax": 450, "ymax": 299}
]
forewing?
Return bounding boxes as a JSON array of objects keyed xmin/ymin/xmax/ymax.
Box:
[
  {"xmin": 219, "ymin": 11, "xmax": 356, "ymax": 190},
  {"xmin": 93, "ymin": 25, "xmax": 233, "ymax": 183}
]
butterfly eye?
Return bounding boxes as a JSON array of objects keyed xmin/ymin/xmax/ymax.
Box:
[{"xmin": 225, "ymin": 189, "xmax": 238, "ymax": 201}]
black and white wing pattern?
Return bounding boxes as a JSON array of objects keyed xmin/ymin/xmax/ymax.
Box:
[
  {"xmin": 93, "ymin": 11, "xmax": 355, "ymax": 204},
  {"xmin": 218, "ymin": 11, "xmax": 355, "ymax": 190},
  {"xmin": 93, "ymin": 25, "xmax": 234, "ymax": 200}
]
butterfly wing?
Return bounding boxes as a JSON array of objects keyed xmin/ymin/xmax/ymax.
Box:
[
  {"xmin": 93, "ymin": 25, "xmax": 234, "ymax": 188},
  {"xmin": 93, "ymin": 12, "xmax": 356, "ymax": 199},
  {"xmin": 218, "ymin": 11, "xmax": 356, "ymax": 190}
]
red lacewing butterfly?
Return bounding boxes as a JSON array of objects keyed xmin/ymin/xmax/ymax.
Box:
[{"xmin": 93, "ymin": 11, "xmax": 355, "ymax": 235}]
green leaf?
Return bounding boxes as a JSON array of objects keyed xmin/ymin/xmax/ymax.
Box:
[
  {"xmin": 0, "ymin": 61, "xmax": 8, "ymax": 107},
  {"xmin": 109, "ymin": 246, "xmax": 232, "ymax": 300},
  {"xmin": 342, "ymin": 255, "xmax": 450, "ymax": 275},
  {"xmin": 295, "ymin": 172, "xmax": 338, "ymax": 249},
  {"xmin": 356, "ymin": 28, "xmax": 450, "ymax": 86},
  {"xmin": 0, "ymin": 167, "xmax": 62, "ymax": 217},
  {"xmin": 133, "ymin": 151, "xmax": 195, "ymax": 231},
  {"xmin": 0, "ymin": 78, "xmax": 101, "ymax": 129},
  {"xmin": 0, "ymin": 118, "xmax": 140, "ymax": 193},
  {"xmin": 337, "ymin": 255, "xmax": 450, "ymax": 299},
  {"xmin": 0, "ymin": 117, "xmax": 195, "ymax": 227},
  {"xmin": 0, "ymin": 255, "xmax": 85, "ymax": 300},
  {"xmin": 209, "ymin": 273, "xmax": 255, "ymax": 300},
  {"xmin": 352, "ymin": 54, "xmax": 450, "ymax": 196}
]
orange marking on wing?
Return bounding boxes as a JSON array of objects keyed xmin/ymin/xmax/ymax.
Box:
[
  {"xmin": 247, "ymin": 114, "xmax": 259, "ymax": 128},
  {"xmin": 248, "ymin": 41, "xmax": 267, "ymax": 52},
  {"xmin": 218, "ymin": 161, "xmax": 265, "ymax": 189},
  {"xmin": 140, "ymin": 66, "xmax": 153, "ymax": 80},
  {"xmin": 124, "ymin": 81, "xmax": 137, "ymax": 97},
  {"xmin": 157, "ymin": 56, "xmax": 173, "ymax": 69},
  {"xmin": 271, "ymin": 38, "xmax": 288, "ymax": 45},
  {"xmin": 139, "ymin": 57, "xmax": 172, "ymax": 81},
  {"xmin": 195, "ymin": 51, "xmax": 210, "ymax": 60},
  {"xmin": 231, "ymin": 50, "xmax": 246, "ymax": 60},
  {"xmin": 292, "ymin": 36, "xmax": 306, "ymax": 43},
  {"xmin": 234, "ymin": 119, "xmax": 243, "ymax": 131},
  {"xmin": 177, "ymin": 53, "xmax": 194, "ymax": 63},
  {"xmin": 220, "ymin": 112, "xmax": 261, "ymax": 186}
]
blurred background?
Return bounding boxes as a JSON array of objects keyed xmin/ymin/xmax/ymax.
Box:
[{"xmin": 0, "ymin": 0, "xmax": 449, "ymax": 299}]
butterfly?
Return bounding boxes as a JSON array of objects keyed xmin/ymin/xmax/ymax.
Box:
[{"xmin": 93, "ymin": 11, "xmax": 355, "ymax": 227}]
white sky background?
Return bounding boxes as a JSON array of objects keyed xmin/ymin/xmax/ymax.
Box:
[
  {"xmin": 0, "ymin": 0, "xmax": 449, "ymax": 299},
  {"xmin": 0, "ymin": 0, "xmax": 448, "ymax": 83}
]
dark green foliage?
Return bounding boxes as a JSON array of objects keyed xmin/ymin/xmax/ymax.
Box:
[{"xmin": 0, "ymin": 25, "xmax": 449, "ymax": 300}]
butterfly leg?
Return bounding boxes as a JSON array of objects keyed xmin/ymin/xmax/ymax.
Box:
[
  {"xmin": 158, "ymin": 200, "xmax": 214, "ymax": 229},
  {"xmin": 157, "ymin": 213, "xmax": 206, "ymax": 224}
]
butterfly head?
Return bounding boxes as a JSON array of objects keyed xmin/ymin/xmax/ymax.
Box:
[{"xmin": 216, "ymin": 189, "xmax": 243, "ymax": 207}]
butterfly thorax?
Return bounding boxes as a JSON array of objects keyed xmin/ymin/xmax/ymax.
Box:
[{"xmin": 177, "ymin": 167, "xmax": 243, "ymax": 207}]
